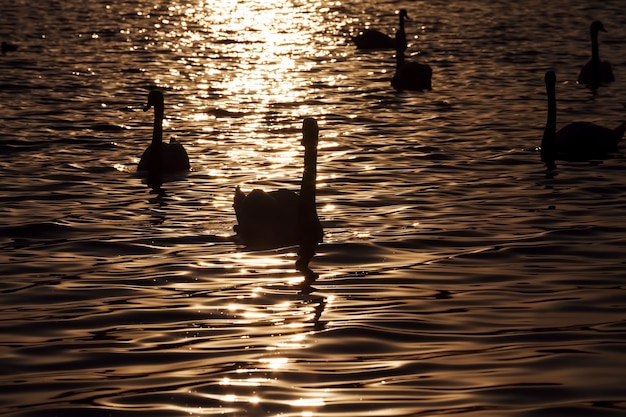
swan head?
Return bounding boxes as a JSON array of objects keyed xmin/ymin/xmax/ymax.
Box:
[
  {"xmin": 545, "ymin": 70, "xmax": 556, "ymax": 86},
  {"xmin": 301, "ymin": 118, "xmax": 319, "ymax": 149},
  {"xmin": 397, "ymin": 9, "xmax": 409, "ymax": 20},
  {"xmin": 144, "ymin": 90, "xmax": 164, "ymax": 112},
  {"xmin": 591, "ymin": 20, "xmax": 607, "ymax": 34}
]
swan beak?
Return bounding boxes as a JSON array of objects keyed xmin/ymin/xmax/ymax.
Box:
[{"xmin": 143, "ymin": 96, "xmax": 153, "ymax": 112}]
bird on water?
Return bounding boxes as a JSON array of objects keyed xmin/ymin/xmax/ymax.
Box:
[
  {"xmin": 353, "ymin": 9, "xmax": 409, "ymax": 50},
  {"xmin": 137, "ymin": 90, "xmax": 190, "ymax": 175},
  {"xmin": 391, "ymin": 29, "xmax": 432, "ymax": 91},
  {"xmin": 1, "ymin": 41, "xmax": 18, "ymax": 55},
  {"xmin": 577, "ymin": 20, "xmax": 614, "ymax": 87},
  {"xmin": 541, "ymin": 70, "xmax": 624, "ymax": 169},
  {"xmin": 233, "ymin": 118, "xmax": 323, "ymax": 263}
]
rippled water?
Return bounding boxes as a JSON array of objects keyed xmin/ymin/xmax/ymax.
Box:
[{"xmin": 2, "ymin": 1, "xmax": 626, "ymax": 416}]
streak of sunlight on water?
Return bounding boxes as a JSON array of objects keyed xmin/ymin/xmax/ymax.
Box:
[{"xmin": 1, "ymin": 0, "xmax": 626, "ymax": 416}]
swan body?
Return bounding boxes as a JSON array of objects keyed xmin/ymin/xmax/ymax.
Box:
[
  {"xmin": 137, "ymin": 90, "xmax": 190, "ymax": 173},
  {"xmin": 353, "ymin": 9, "xmax": 408, "ymax": 50},
  {"xmin": 541, "ymin": 71, "xmax": 624, "ymax": 167},
  {"xmin": 391, "ymin": 30, "xmax": 432, "ymax": 91},
  {"xmin": 555, "ymin": 122, "xmax": 625, "ymax": 158},
  {"xmin": 233, "ymin": 118, "xmax": 323, "ymax": 250},
  {"xmin": 578, "ymin": 21, "xmax": 614, "ymax": 86},
  {"xmin": 353, "ymin": 29, "xmax": 395, "ymax": 50}
]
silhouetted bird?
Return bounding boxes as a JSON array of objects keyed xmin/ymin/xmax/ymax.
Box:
[
  {"xmin": 391, "ymin": 30, "xmax": 432, "ymax": 91},
  {"xmin": 578, "ymin": 21, "xmax": 614, "ymax": 87},
  {"xmin": 234, "ymin": 118, "xmax": 323, "ymax": 253},
  {"xmin": 1, "ymin": 41, "xmax": 18, "ymax": 55},
  {"xmin": 137, "ymin": 90, "xmax": 190, "ymax": 174},
  {"xmin": 353, "ymin": 9, "xmax": 409, "ymax": 50},
  {"xmin": 541, "ymin": 70, "xmax": 625, "ymax": 169}
]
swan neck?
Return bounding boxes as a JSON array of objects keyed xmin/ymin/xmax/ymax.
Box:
[
  {"xmin": 544, "ymin": 91, "xmax": 556, "ymax": 141},
  {"xmin": 299, "ymin": 145, "xmax": 317, "ymax": 205},
  {"xmin": 541, "ymin": 80, "xmax": 557, "ymax": 164},
  {"xmin": 395, "ymin": 48, "xmax": 405, "ymax": 68},
  {"xmin": 591, "ymin": 29, "xmax": 600, "ymax": 62},
  {"xmin": 152, "ymin": 106, "xmax": 164, "ymax": 146},
  {"xmin": 395, "ymin": 26, "xmax": 406, "ymax": 68}
]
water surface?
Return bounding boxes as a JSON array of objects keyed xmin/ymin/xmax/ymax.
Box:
[{"xmin": 2, "ymin": 1, "xmax": 626, "ymax": 416}]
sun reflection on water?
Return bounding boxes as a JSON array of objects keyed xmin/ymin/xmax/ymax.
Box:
[{"xmin": 126, "ymin": 0, "xmax": 340, "ymax": 414}]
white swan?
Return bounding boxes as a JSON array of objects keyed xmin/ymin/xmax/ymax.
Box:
[
  {"xmin": 541, "ymin": 70, "xmax": 625, "ymax": 168},
  {"xmin": 353, "ymin": 9, "xmax": 408, "ymax": 50},
  {"xmin": 233, "ymin": 118, "xmax": 323, "ymax": 251},
  {"xmin": 391, "ymin": 30, "xmax": 432, "ymax": 91},
  {"xmin": 577, "ymin": 21, "xmax": 614, "ymax": 86},
  {"xmin": 137, "ymin": 90, "xmax": 190, "ymax": 174}
]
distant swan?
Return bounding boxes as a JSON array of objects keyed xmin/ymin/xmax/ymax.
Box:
[
  {"xmin": 391, "ymin": 30, "xmax": 432, "ymax": 91},
  {"xmin": 137, "ymin": 90, "xmax": 190, "ymax": 174},
  {"xmin": 1, "ymin": 41, "xmax": 18, "ymax": 55},
  {"xmin": 541, "ymin": 70, "xmax": 625, "ymax": 168},
  {"xmin": 233, "ymin": 118, "xmax": 323, "ymax": 251},
  {"xmin": 353, "ymin": 9, "xmax": 408, "ymax": 50},
  {"xmin": 577, "ymin": 20, "xmax": 614, "ymax": 86}
]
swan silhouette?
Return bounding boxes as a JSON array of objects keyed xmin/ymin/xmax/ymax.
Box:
[
  {"xmin": 541, "ymin": 70, "xmax": 625, "ymax": 168},
  {"xmin": 233, "ymin": 118, "xmax": 323, "ymax": 251},
  {"xmin": 1, "ymin": 41, "xmax": 18, "ymax": 55},
  {"xmin": 353, "ymin": 9, "xmax": 408, "ymax": 50},
  {"xmin": 137, "ymin": 90, "xmax": 190, "ymax": 174},
  {"xmin": 577, "ymin": 20, "xmax": 614, "ymax": 86},
  {"xmin": 391, "ymin": 30, "xmax": 432, "ymax": 91}
]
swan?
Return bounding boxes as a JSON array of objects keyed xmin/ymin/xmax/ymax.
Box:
[
  {"xmin": 577, "ymin": 20, "xmax": 614, "ymax": 86},
  {"xmin": 353, "ymin": 9, "xmax": 408, "ymax": 50},
  {"xmin": 2, "ymin": 41, "xmax": 18, "ymax": 55},
  {"xmin": 233, "ymin": 118, "xmax": 323, "ymax": 251},
  {"xmin": 137, "ymin": 90, "xmax": 190, "ymax": 174},
  {"xmin": 541, "ymin": 70, "xmax": 625, "ymax": 168},
  {"xmin": 391, "ymin": 30, "xmax": 432, "ymax": 91}
]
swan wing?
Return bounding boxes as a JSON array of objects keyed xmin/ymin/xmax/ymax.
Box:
[
  {"xmin": 233, "ymin": 188, "xmax": 300, "ymax": 248},
  {"xmin": 578, "ymin": 60, "xmax": 615, "ymax": 84},
  {"xmin": 392, "ymin": 62, "xmax": 432, "ymax": 91},
  {"xmin": 556, "ymin": 122, "xmax": 620, "ymax": 158},
  {"xmin": 164, "ymin": 142, "xmax": 190, "ymax": 171}
]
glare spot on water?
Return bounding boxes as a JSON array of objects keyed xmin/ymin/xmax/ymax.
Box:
[
  {"xmin": 260, "ymin": 357, "xmax": 288, "ymax": 370},
  {"xmin": 292, "ymin": 398, "xmax": 326, "ymax": 407}
]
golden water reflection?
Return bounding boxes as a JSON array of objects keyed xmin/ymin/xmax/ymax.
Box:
[
  {"xmin": 147, "ymin": 0, "xmax": 333, "ymax": 109},
  {"xmin": 202, "ymin": 261, "xmax": 331, "ymax": 414},
  {"xmin": 135, "ymin": 0, "xmax": 343, "ymax": 204},
  {"xmin": 133, "ymin": 0, "xmax": 355, "ymax": 414}
]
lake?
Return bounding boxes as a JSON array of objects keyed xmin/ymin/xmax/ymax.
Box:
[{"xmin": 1, "ymin": 0, "xmax": 626, "ymax": 416}]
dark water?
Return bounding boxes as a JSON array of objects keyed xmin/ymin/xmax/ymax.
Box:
[{"xmin": 2, "ymin": 1, "xmax": 626, "ymax": 416}]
